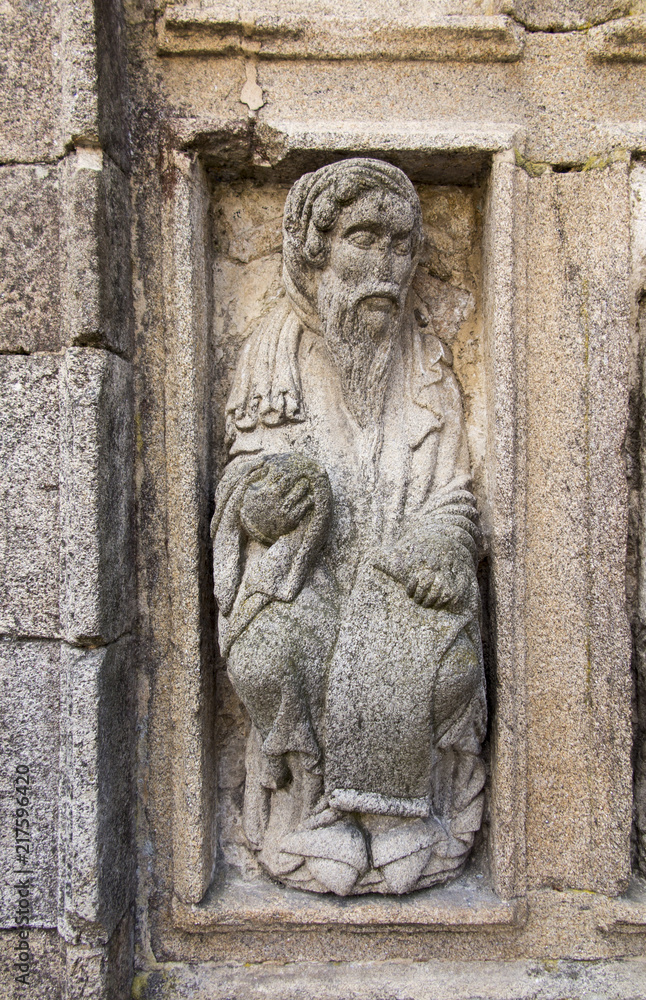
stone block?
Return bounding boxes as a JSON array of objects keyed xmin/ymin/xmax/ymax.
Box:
[
  {"xmin": 61, "ymin": 911, "xmax": 133, "ymax": 1000},
  {"xmin": 59, "ymin": 0, "xmax": 100, "ymax": 152},
  {"xmin": 0, "ymin": 0, "xmax": 60, "ymax": 161},
  {"xmin": 0, "ymin": 640, "xmax": 60, "ymax": 927},
  {"xmin": 59, "ymin": 348, "xmax": 135, "ymax": 645},
  {"xmin": 60, "ymin": 150, "xmax": 134, "ymax": 358},
  {"xmin": 158, "ymin": 4, "xmax": 525, "ymax": 62},
  {"xmin": 503, "ymin": 0, "xmax": 630, "ymax": 30},
  {"xmin": 59, "ymin": 0, "xmax": 130, "ymax": 170},
  {"xmin": 59, "ymin": 639, "xmax": 135, "ymax": 940},
  {"xmin": 0, "ymin": 166, "xmax": 61, "ymax": 354},
  {"xmin": 0, "ymin": 0, "xmax": 130, "ymax": 164},
  {"xmin": 0, "ymin": 356, "xmax": 60, "ymax": 637}
]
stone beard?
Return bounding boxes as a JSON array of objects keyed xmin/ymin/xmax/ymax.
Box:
[
  {"xmin": 212, "ymin": 158, "xmax": 487, "ymax": 896},
  {"xmin": 316, "ymin": 267, "xmax": 398, "ymax": 428}
]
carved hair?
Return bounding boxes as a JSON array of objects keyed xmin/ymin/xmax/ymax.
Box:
[{"xmin": 283, "ymin": 158, "xmax": 423, "ymax": 277}]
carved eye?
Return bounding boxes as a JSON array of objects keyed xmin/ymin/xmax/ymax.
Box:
[
  {"xmin": 346, "ymin": 229, "xmax": 376, "ymax": 249},
  {"xmin": 393, "ymin": 237, "xmax": 412, "ymax": 256}
]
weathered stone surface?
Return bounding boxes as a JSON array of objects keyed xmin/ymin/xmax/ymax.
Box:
[
  {"xmin": 0, "ymin": 0, "xmax": 130, "ymax": 163},
  {"xmin": 589, "ymin": 15, "xmax": 646, "ymax": 62},
  {"xmin": 0, "ymin": 166, "xmax": 61, "ymax": 354},
  {"xmin": 633, "ymin": 163, "xmax": 646, "ymax": 876},
  {"xmin": 60, "ymin": 149, "xmax": 134, "ymax": 358},
  {"xmin": 632, "ymin": 162, "xmax": 646, "ymax": 297},
  {"xmin": 481, "ymin": 153, "xmax": 528, "ymax": 900},
  {"xmin": 161, "ymin": 153, "xmax": 218, "ymax": 906},
  {"xmin": 159, "ymin": 33, "xmax": 645, "ymax": 168},
  {"xmin": 0, "ymin": 640, "xmax": 60, "ymax": 927},
  {"xmin": 59, "ymin": 639, "xmax": 135, "ymax": 940},
  {"xmin": 132, "ymin": 957, "xmax": 646, "ymax": 1000},
  {"xmin": 59, "ymin": 904, "xmax": 133, "ymax": 1000},
  {"xmin": 94, "ymin": 0, "xmax": 131, "ymax": 171},
  {"xmin": 59, "ymin": 0, "xmax": 100, "ymax": 151},
  {"xmin": 0, "ymin": 152, "xmax": 133, "ymax": 357},
  {"xmin": 158, "ymin": 3, "xmax": 525, "ymax": 62},
  {"xmin": 59, "ymin": 348, "xmax": 135, "ymax": 645},
  {"xmin": 0, "ymin": 356, "xmax": 60, "ymax": 636}
]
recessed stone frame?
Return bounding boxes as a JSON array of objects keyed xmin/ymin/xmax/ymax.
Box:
[{"xmin": 155, "ymin": 122, "xmax": 634, "ymax": 960}]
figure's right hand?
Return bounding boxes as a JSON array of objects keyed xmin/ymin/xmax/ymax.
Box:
[{"xmin": 240, "ymin": 454, "xmax": 315, "ymax": 545}]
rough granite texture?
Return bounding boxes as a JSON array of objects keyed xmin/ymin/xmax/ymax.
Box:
[
  {"xmin": 0, "ymin": 355, "xmax": 61, "ymax": 636},
  {"xmin": 60, "ymin": 149, "xmax": 134, "ymax": 357},
  {"xmin": 521, "ymin": 163, "xmax": 633, "ymax": 894},
  {"xmin": 59, "ymin": 347, "xmax": 135, "ymax": 645},
  {"xmin": 503, "ymin": 0, "xmax": 631, "ymax": 30},
  {"xmin": 59, "ymin": 639, "xmax": 136, "ymax": 941},
  {"xmin": 0, "ymin": 165, "xmax": 61, "ymax": 354}
]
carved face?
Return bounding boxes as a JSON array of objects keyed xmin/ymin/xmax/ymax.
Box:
[
  {"xmin": 312, "ymin": 185, "xmax": 418, "ymax": 426},
  {"xmin": 325, "ymin": 187, "xmax": 417, "ymax": 342}
]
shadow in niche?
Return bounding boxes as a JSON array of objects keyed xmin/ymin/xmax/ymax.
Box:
[
  {"xmin": 471, "ymin": 555, "xmax": 495, "ymax": 876},
  {"xmin": 203, "ymin": 148, "xmax": 493, "ymax": 188}
]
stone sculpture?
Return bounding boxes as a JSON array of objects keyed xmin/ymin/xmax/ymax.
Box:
[{"xmin": 212, "ymin": 158, "xmax": 486, "ymax": 896}]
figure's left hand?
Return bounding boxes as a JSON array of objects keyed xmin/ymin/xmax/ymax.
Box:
[
  {"xmin": 374, "ymin": 534, "xmax": 474, "ymax": 612},
  {"xmin": 405, "ymin": 537, "xmax": 472, "ymax": 611}
]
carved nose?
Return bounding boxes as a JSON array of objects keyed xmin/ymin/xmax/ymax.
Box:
[{"xmin": 375, "ymin": 249, "xmax": 394, "ymax": 281}]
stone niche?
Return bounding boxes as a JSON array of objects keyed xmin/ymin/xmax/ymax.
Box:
[
  {"xmin": 211, "ymin": 168, "xmax": 489, "ymax": 891},
  {"xmin": 159, "ymin": 137, "xmax": 541, "ymax": 959}
]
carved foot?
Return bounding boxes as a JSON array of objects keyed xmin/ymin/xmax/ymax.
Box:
[{"xmin": 278, "ymin": 819, "xmax": 369, "ymax": 895}]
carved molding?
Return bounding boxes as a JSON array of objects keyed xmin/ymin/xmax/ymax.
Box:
[{"xmin": 157, "ymin": 5, "xmax": 525, "ymax": 62}]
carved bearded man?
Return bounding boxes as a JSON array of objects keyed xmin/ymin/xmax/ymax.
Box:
[{"xmin": 212, "ymin": 158, "xmax": 486, "ymax": 896}]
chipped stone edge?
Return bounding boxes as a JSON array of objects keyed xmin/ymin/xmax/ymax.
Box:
[{"xmin": 597, "ymin": 877, "xmax": 646, "ymax": 934}]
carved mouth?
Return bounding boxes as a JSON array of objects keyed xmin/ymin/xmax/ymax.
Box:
[{"xmin": 361, "ymin": 294, "xmax": 398, "ymax": 312}]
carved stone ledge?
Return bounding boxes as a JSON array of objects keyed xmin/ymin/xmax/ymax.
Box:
[
  {"xmin": 157, "ymin": 4, "xmax": 525, "ymax": 62},
  {"xmin": 597, "ymin": 877, "xmax": 646, "ymax": 934},
  {"xmin": 588, "ymin": 16, "xmax": 646, "ymax": 62},
  {"xmin": 172, "ymin": 871, "xmax": 526, "ymax": 932},
  {"xmin": 169, "ymin": 117, "xmax": 523, "ymax": 185}
]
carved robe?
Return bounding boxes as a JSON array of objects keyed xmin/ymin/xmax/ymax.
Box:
[{"xmin": 212, "ymin": 292, "xmax": 486, "ymax": 893}]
